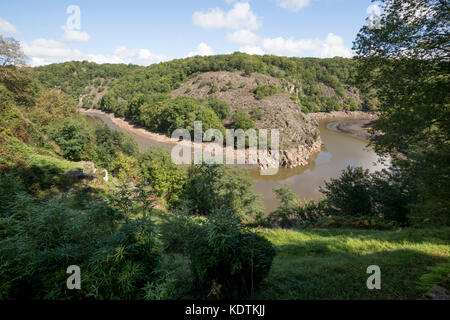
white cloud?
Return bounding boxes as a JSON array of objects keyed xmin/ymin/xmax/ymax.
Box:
[
  {"xmin": 263, "ymin": 33, "xmax": 352, "ymax": 58},
  {"xmin": 0, "ymin": 18, "xmax": 20, "ymax": 34},
  {"xmin": 193, "ymin": 2, "xmax": 262, "ymax": 31},
  {"xmin": 226, "ymin": 29, "xmax": 260, "ymax": 44},
  {"xmin": 187, "ymin": 42, "xmax": 214, "ymax": 57},
  {"xmin": 61, "ymin": 26, "xmax": 90, "ymax": 43},
  {"xmin": 238, "ymin": 45, "xmax": 265, "ymax": 55},
  {"xmin": 21, "ymin": 38, "xmax": 168, "ymax": 66},
  {"xmin": 113, "ymin": 46, "xmax": 169, "ymax": 65},
  {"xmin": 276, "ymin": 0, "xmax": 311, "ymax": 12}
]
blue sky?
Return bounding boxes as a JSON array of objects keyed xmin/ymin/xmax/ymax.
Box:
[{"xmin": 0, "ymin": 0, "xmax": 375, "ymax": 66}]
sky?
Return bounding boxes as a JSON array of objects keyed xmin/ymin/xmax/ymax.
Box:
[{"xmin": 0, "ymin": 0, "xmax": 376, "ymax": 66}]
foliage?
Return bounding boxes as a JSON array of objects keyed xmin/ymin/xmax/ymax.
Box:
[
  {"xmin": 253, "ymin": 84, "xmax": 280, "ymax": 100},
  {"xmin": 183, "ymin": 164, "xmax": 262, "ymax": 221},
  {"xmin": 269, "ymin": 185, "xmax": 325, "ymax": 228},
  {"xmin": 139, "ymin": 149, "xmax": 187, "ymax": 208},
  {"xmin": 320, "ymin": 166, "xmax": 410, "ymax": 223},
  {"xmin": 188, "ymin": 211, "xmax": 276, "ymax": 299},
  {"xmin": 207, "ymin": 97, "xmax": 230, "ymax": 120},
  {"xmin": 49, "ymin": 117, "xmax": 92, "ymax": 161},
  {"xmin": 353, "ymin": 0, "xmax": 450, "ymax": 219},
  {"xmin": 0, "ymin": 177, "xmax": 160, "ymax": 299},
  {"xmin": 231, "ymin": 108, "xmax": 255, "ymax": 131}
]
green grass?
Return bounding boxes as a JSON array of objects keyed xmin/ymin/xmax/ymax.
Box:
[{"xmin": 255, "ymin": 227, "xmax": 450, "ymax": 299}]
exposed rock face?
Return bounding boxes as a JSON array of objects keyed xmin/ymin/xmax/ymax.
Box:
[
  {"xmin": 280, "ymin": 138, "xmax": 322, "ymax": 168},
  {"xmin": 171, "ymin": 71, "xmax": 322, "ymax": 169}
]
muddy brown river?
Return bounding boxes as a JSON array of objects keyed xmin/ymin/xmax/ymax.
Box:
[{"xmin": 84, "ymin": 111, "xmax": 388, "ymax": 214}]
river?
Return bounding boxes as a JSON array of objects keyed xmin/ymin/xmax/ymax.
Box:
[{"xmin": 84, "ymin": 111, "xmax": 388, "ymax": 214}]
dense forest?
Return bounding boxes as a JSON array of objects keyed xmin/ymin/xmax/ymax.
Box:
[
  {"xmin": 36, "ymin": 54, "xmax": 375, "ymax": 114},
  {"xmin": 0, "ymin": 0, "xmax": 449, "ymax": 301}
]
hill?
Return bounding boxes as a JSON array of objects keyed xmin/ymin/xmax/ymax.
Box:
[{"xmin": 35, "ymin": 54, "xmax": 377, "ymax": 167}]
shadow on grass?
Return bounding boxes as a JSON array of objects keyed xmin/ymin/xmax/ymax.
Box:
[{"xmin": 257, "ymin": 243, "xmax": 449, "ymax": 300}]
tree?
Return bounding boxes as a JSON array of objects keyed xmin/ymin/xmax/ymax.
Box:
[
  {"xmin": 207, "ymin": 97, "xmax": 230, "ymax": 120},
  {"xmin": 183, "ymin": 164, "xmax": 262, "ymax": 221},
  {"xmin": 231, "ymin": 109, "xmax": 255, "ymax": 131},
  {"xmin": 353, "ymin": 0, "xmax": 450, "ymax": 219},
  {"xmin": 0, "ymin": 35, "xmax": 26, "ymax": 67}
]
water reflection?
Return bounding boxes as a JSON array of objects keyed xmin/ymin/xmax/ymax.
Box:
[
  {"xmin": 251, "ymin": 120, "xmax": 388, "ymax": 213},
  {"xmin": 85, "ymin": 112, "xmax": 388, "ymax": 214}
]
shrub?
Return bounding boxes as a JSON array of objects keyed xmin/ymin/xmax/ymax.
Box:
[
  {"xmin": 208, "ymin": 85, "xmax": 218, "ymax": 95},
  {"xmin": 158, "ymin": 211, "xmax": 202, "ymax": 254},
  {"xmin": 231, "ymin": 109, "xmax": 255, "ymax": 131},
  {"xmin": 320, "ymin": 166, "xmax": 410, "ymax": 223},
  {"xmin": 269, "ymin": 185, "xmax": 325, "ymax": 228},
  {"xmin": 49, "ymin": 117, "xmax": 91, "ymax": 161},
  {"xmin": 139, "ymin": 149, "xmax": 187, "ymax": 208},
  {"xmin": 253, "ymin": 84, "xmax": 280, "ymax": 100},
  {"xmin": 251, "ymin": 107, "xmax": 264, "ymax": 121},
  {"xmin": 207, "ymin": 97, "xmax": 230, "ymax": 120},
  {"xmin": 183, "ymin": 164, "xmax": 262, "ymax": 221},
  {"xmin": 188, "ymin": 212, "xmax": 275, "ymax": 299}
]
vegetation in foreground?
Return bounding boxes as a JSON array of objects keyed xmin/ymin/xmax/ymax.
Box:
[
  {"xmin": 258, "ymin": 227, "xmax": 449, "ymax": 299},
  {"xmin": 1, "ymin": 0, "xmax": 449, "ymax": 300}
]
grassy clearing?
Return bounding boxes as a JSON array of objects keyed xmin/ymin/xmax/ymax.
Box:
[{"xmin": 255, "ymin": 227, "xmax": 450, "ymax": 299}]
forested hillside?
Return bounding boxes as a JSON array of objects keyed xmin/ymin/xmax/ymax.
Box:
[
  {"xmin": 35, "ymin": 54, "xmax": 378, "ymax": 154},
  {"xmin": 36, "ymin": 54, "xmax": 377, "ymax": 114}
]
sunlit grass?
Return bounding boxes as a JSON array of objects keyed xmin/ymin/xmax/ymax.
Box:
[{"xmin": 255, "ymin": 227, "xmax": 450, "ymax": 299}]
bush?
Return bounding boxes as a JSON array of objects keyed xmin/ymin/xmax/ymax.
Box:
[
  {"xmin": 208, "ymin": 85, "xmax": 218, "ymax": 95},
  {"xmin": 188, "ymin": 212, "xmax": 275, "ymax": 299},
  {"xmin": 207, "ymin": 97, "xmax": 230, "ymax": 120},
  {"xmin": 320, "ymin": 166, "xmax": 410, "ymax": 224},
  {"xmin": 49, "ymin": 117, "xmax": 91, "ymax": 161},
  {"xmin": 251, "ymin": 107, "xmax": 264, "ymax": 121},
  {"xmin": 139, "ymin": 149, "xmax": 187, "ymax": 208},
  {"xmin": 158, "ymin": 211, "xmax": 202, "ymax": 254},
  {"xmin": 183, "ymin": 164, "xmax": 262, "ymax": 221},
  {"xmin": 231, "ymin": 109, "xmax": 255, "ymax": 131},
  {"xmin": 0, "ymin": 177, "xmax": 162, "ymax": 299},
  {"xmin": 253, "ymin": 84, "xmax": 280, "ymax": 100},
  {"xmin": 269, "ymin": 185, "xmax": 325, "ymax": 228}
]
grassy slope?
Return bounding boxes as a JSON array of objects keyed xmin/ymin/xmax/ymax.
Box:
[{"xmin": 256, "ymin": 227, "xmax": 450, "ymax": 299}]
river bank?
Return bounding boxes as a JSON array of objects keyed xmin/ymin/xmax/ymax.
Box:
[
  {"xmin": 326, "ymin": 120, "xmax": 374, "ymax": 141},
  {"xmin": 80, "ymin": 108, "xmax": 322, "ymax": 170},
  {"xmin": 307, "ymin": 110, "xmax": 379, "ymax": 121}
]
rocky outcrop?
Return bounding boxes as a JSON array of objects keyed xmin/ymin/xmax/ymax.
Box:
[{"xmin": 280, "ymin": 138, "xmax": 322, "ymax": 168}]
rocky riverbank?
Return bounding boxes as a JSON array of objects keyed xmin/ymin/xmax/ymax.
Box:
[
  {"xmin": 80, "ymin": 108, "xmax": 322, "ymax": 170},
  {"xmin": 307, "ymin": 111, "xmax": 379, "ymax": 121}
]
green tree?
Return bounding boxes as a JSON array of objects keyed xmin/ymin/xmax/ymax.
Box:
[
  {"xmin": 183, "ymin": 164, "xmax": 262, "ymax": 221},
  {"xmin": 353, "ymin": 0, "xmax": 450, "ymax": 219},
  {"xmin": 207, "ymin": 97, "xmax": 231, "ymax": 120},
  {"xmin": 139, "ymin": 149, "xmax": 187, "ymax": 207},
  {"xmin": 231, "ymin": 109, "xmax": 255, "ymax": 131},
  {"xmin": 49, "ymin": 117, "xmax": 91, "ymax": 161}
]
